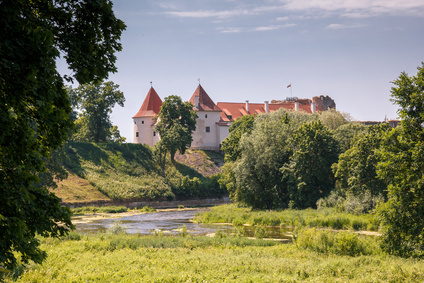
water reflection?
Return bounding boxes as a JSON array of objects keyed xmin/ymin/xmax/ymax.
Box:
[{"xmin": 73, "ymin": 209, "xmax": 292, "ymax": 240}]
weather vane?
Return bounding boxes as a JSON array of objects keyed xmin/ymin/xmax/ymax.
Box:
[
  {"xmin": 198, "ymin": 78, "xmax": 200, "ymax": 85},
  {"xmin": 150, "ymin": 81, "xmax": 152, "ymax": 87}
]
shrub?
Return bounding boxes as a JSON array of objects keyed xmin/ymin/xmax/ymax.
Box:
[
  {"xmin": 297, "ymin": 228, "xmax": 380, "ymax": 256},
  {"xmin": 254, "ymin": 226, "xmax": 266, "ymax": 239},
  {"xmin": 108, "ymin": 221, "xmax": 126, "ymax": 235}
]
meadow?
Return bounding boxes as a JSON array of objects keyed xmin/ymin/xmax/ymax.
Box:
[
  {"xmin": 3, "ymin": 205, "xmax": 424, "ymax": 282},
  {"xmin": 194, "ymin": 204, "xmax": 380, "ymax": 231},
  {"xmin": 3, "ymin": 231, "xmax": 424, "ymax": 282}
]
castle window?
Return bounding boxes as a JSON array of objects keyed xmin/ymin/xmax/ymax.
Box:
[
  {"xmin": 142, "ymin": 120, "xmax": 144, "ymax": 124},
  {"xmin": 153, "ymin": 131, "xmax": 156, "ymax": 136},
  {"xmin": 205, "ymin": 114, "xmax": 208, "ymax": 118},
  {"xmin": 206, "ymin": 126, "xmax": 210, "ymax": 133},
  {"xmin": 136, "ymin": 132, "xmax": 139, "ymax": 137}
]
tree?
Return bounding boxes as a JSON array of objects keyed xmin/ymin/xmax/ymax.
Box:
[
  {"xmin": 281, "ymin": 121, "xmax": 339, "ymax": 208},
  {"xmin": 333, "ymin": 123, "xmax": 391, "ymax": 198},
  {"xmin": 69, "ymin": 81, "xmax": 125, "ymax": 143},
  {"xmin": 377, "ymin": 63, "xmax": 424, "ymax": 257},
  {"xmin": 318, "ymin": 109, "xmax": 348, "ymax": 131},
  {"xmin": 0, "ymin": 0, "xmax": 125, "ymax": 270},
  {"xmin": 333, "ymin": 122, "xmax": 368, "ymax": 153},
  {"xmin": 221, "ymin": 114, "xmax": 255, "ymax": 162},
  {"xmin": 231, "ymin": 110, "xmax": 316, "ymax": 209},
  {"xmin": 154, "ymin": 96, "xmax": 198, "ymax": 175}
]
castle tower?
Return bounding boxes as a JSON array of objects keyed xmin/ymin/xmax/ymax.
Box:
[
  {"xmin": 132, "ymin": 87, "xmax": 162, "ymax": 146},
  {"xmin": 188, "ymin": 84, "xmax": 222, "ymax": 150}
]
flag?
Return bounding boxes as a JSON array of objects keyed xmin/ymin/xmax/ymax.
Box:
[{"xmin": 287, "ymin": 84, "xmax": 291, "ymax": 88}]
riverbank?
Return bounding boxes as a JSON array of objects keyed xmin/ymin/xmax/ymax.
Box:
[
  {"xmin": 63, "ymin": 196, "xmax": 231, "ymax": 209},
  {"xmin": 52, "ymin": 142, "xmax": 226, "ymax": 203}
]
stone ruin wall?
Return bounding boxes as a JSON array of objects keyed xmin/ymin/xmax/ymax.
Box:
[{"xmin": 312, "ymin": 95, "xmax": 336, "ymax": 111}]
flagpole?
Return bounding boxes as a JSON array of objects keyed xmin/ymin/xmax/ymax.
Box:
[{"xmin": 287, "ymin": 83, "xmax": 292, "ymax": 98}]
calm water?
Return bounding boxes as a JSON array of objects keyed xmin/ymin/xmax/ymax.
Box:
[{"xmin": 73, "ymin": 209, "xmax": 292, "ymax": 240}]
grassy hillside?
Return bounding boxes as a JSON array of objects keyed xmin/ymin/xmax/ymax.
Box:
[{"xmin": 52, "ymin": 142, "xmax": 225, "ymax": 203}]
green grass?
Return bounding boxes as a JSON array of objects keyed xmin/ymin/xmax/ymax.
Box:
[
  {"xmin": 63, "ymin": 142, "xmax": 174, "ymax": 201},
  {"xmin": 56, "ymin": 142, "xmax": 225, "ymax": 202},
  {"xmin": 195, "ymin": 204, "xmax": 380, "ymax": 231},
  {"xmin": 3, "ymin": 233, "xmax": 424, "ymax": 282}
]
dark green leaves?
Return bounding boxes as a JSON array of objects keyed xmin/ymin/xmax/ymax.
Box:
[
  {"xmin": 0, "ymin": 0, "xmax": 125, "ymax": 270},
  {"xmin": 69, "ymin": 81, "xmax": 125, "ymax": 143},
  {"xmin": 377, "ymin": 63, "xmax": 424, "ymax": 257},
  {"xmin": 154, "ymin": 96, "xmax": 198, "ymax": 175}
]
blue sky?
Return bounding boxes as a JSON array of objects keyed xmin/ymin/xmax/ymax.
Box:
[{"xmin": 59, "ymin": 0, "xmax": 424, "ymax": 141}]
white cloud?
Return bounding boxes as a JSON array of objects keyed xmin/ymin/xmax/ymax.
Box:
[
  {"xmin": 276, "ymin": 16, "xmax": 289, "ymax": 21},
  {"xmin": 326, "ymin": 23, "xmax": 365, "ymax": 29},
  {"xmin": 160, "ymin": 0, "xmax": 424, "ymax": 21},
  {"xmin": 217, "ymin": 27, "xmax": 244, "ymax": 33},
  {"xmin": 164, "ymin": 9, "xmax": 254, "ymax": 19},
  {"xmin": 254, "ymin": 23, "xmax": 296, "ymax": 31},
  {"xmin": 280, "ymin": 0, "xmax": 424, "ymax": 17}
]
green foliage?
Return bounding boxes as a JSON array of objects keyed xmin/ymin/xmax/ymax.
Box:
[
  {"xmin": 377, "ymin": 63, "xmax": 424, "ymax": 257},
  {"xmin": 333, "ymin": 122, "xmax": 368, "ymax": 153},
  {"xmin": 333, "ymin": 123, "xmax": 392, "ymax": 197},
  {"xmin": 281, "ymin": 120, "xmax": 340, "ymax": 208},
  {"xmin": 166, "ymin": 168, "xmax": 225, "ymax": 200},
  {"xmin": 297, "ymin": 228, "xmax": 380, "ymax": 256},
  {"xmin": 179, "ymin": 225, "xmax": 188, "ymax": 237},
  {"xmin": 71, "ymin": 206, "xmax": 128, "ymax": 215},
  {"xmin": 108, "ymin": 221, "xmax": 127, "ymax": 235},
  {"xmin": 69, "ymin": 81, "xmax": 125, "ymax": 143},
  {"xmin": 154, "ymin": 96, "xmax": 198, "ymax": 175},
  {"xmin": 227, "ymin": 110, "xmax": 339, "ymax": 209},
  {"xmin": 59, "ymin": 142, "xmax": 225, "ymax": 201},
  {"xmin": 62, "ymin": 142, "xmax": 174, "ymax": 200},
  {"xmin": 4, "ymin": 234, "xmax": 424, "ymax": 282},
  {"xmin": 195, "ymin": 204, "xmax": 380, "ymax": 231},
  {"xmin": 221, "ymin": 114, "xmax": 255, "ymax": 162},
  {"xmin": 0, "ymin": 0, "xmax": 125, "ymax": 270},
  {"xmin": 317, "ymin": 190, "xmax": 384, "ymax": 215},
  {"xmin": 231, "ymin": 110, "xmax": 316, "ymax": 209},
  {"xmin": 318, "ymin": 109, "xmax": 348, "ymax": 130},
  {"xmin": 217, "ymin": 162, "xmax": 238, "ymax": 200}
]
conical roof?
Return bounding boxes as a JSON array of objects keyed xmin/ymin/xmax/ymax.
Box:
[
  {"xmin": 133, "ymin": 87, "xmax": 162, "ymax": 118},
  {"xmin": 189, "ymin": 84, "xmax": 221, "ymax": 112}
]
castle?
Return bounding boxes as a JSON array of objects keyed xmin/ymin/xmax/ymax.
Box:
[{"xmin": 132, "ymin": 84, "xmax": 335, "ymax": 150}]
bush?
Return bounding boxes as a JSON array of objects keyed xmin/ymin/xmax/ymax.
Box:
[
  {"xmin": 297, "ymin": 228, "xmax": 380, "ymax": 256},
  {"xmin": 317, "ymin": 191, "xmax": 385, "ymax": 215},
  {"xmin": 108, "ymin": 221, "xmax": 126, "ymax": 235}
]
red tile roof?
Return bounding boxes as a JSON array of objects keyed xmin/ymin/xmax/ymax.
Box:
[
  {"xmin": 217, "ymin": 101, "xmax": 313, "ymax": 122},
  {"xmin": 189, "ymin": 84, "xmax": 221, "ymax": 112},
  {"xmin": 133, "ymin": 87, "xmax": 162, "ymax": 118}
]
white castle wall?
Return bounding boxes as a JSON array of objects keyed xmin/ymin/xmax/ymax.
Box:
[
  {"xmin": 191, "ymin": 111, "xmax": 221, "ymax": 150},
  {"xmin": 133, "ymin": 117, "xmax": 156, "ymax": 147}
]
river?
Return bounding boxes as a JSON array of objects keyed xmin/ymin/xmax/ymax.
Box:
[{"xmin": 73, "ymin": 208, "xmax": 293, "ymax": 240}]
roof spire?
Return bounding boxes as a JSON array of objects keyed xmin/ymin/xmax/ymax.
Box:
[
  {"xmin": 198, "ymin": 78, "xmax": 200, "ymax": 85},
  {"xmin": 150, "ymin": 81, "xmax": 153, "ymax": 88}
]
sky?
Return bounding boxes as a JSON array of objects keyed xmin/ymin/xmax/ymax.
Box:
[{"xmin": 58, "ymin": 0, "xmax": 424, "ymax": 142}]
